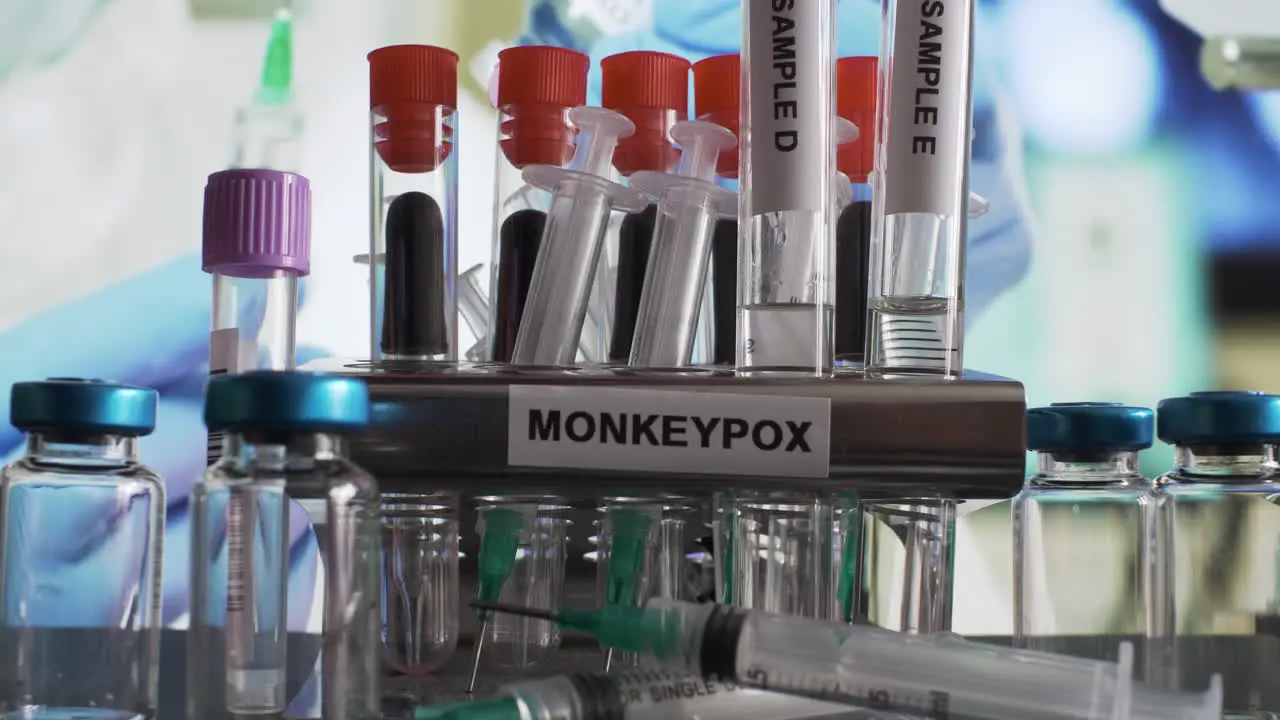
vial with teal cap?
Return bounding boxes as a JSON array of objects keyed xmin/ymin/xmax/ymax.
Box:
[
  {"xmin": 1013, "ymin": 402, "xmax": 1156, "ymax": 670},
  {"xmin": 0, "ymin": 378, "xmax": 165, "ymax": 720},
  {"xmin": 1150, "ymin": 391, "xmax": 1280, "ymax": 716},
  {"xmin": 188, "ymin": 372, "xmax": 380, "ymax": 720}
]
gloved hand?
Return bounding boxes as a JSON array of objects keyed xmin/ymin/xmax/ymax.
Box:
[
  {"xmin": 0, "ymin": 252, "xmax": 329, "ymax": 630},
  {"xmin": 583, "ymin": 0, "xmax": 1033, "ymax": 325}
]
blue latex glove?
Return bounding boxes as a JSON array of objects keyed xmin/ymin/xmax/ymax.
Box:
[
  {"xmin": 0, "ymin": 251, "xmax": 330, "ymax": 629},
  {"xmin": 583, "ymin": 0, "xmax": 1032, "ymax": 326}
]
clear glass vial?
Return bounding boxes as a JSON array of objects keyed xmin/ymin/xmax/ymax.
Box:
[
  {"xmin": 1013, "ymin": 402, "xmax": 1156, "ymax": 668},
  {"xmin": 188, "ymin": 371, "xmax": 380, "ymax": 720},
  {"xmin": 0, "ymin": 378, "xmax": 164, "ymax": 720},
  {"xmin": 1151, "ymin": 391, "xmax": 1280, "ymax": 717}
]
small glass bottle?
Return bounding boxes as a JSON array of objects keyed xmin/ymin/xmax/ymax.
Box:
[
  {"xmin": 488, "ymin": 45, "xmax": 588, "ymax": 364},
  {"xmin": 202, "ymin": 168, "xmax": 310, "ymax": 462},
  {"xmin": 1151, "ymin": 391, "xmax": 1280, "ymax": 716},
  {"xmin": 368, "ymin": 45, "xmax": 460, "ymax": 364},
  {"xmin": 188, "ymin": 371, "xmax": 380, "ymax": 720},
  {"xmin": 0, "ymin": 378, "xmax": 164, "ymax": 720},
  {"xmin": 1013, "ymin": 402, "xmax": 1155, "ymax": 667}
]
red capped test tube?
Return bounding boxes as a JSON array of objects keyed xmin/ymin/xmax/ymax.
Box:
[
  {"xmin": 692, "ymin": 54, "xmax": 740, "ymax": 180},
  {"xmin": 600, "ymin": 50, "xmax": 692, "ymax": 363},
  {"xmin": 368, "ymin": 45, "xmax": 459, "ymax": 363},
  {"xmin": 489, "ymin": 45, "xmax": 589, "ymax": 363},
  {"xmin": 835, "ymin": 56, "xmax": 878, "ymax": 364}
]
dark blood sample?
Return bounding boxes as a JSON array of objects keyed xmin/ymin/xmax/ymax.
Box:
[
  {"xmin": 491, "ymin": 209, "xmax": 546, "ymax": 363},
  {"xmin": 381, "ymin": 191, "xmax": 448, "ymax": 358},
  {"xmin": 608, "ymin": 205, "xmax": 658, "ymax": 363},
  {"xmin": 710, "ymin": 219, "xmax": 737, "ymax": 366},
  {"xmin": 835, "ymin": 201, "xmax": 872, "ymax": 363}
]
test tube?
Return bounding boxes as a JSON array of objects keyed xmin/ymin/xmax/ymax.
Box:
[
  {"xmin": 489, "ymin": 46, "xmax": 587, "ymax": 363},
  {"xmin": 834, "ymin": 57, "xmax": 877, "ymax": 365},
  {"xmin": 692, "ymin": 55, "xmax": 742, "ymax": 367},
  {"xmin": 368, "ymin": 45, "xmax": 459, "ymax": 363},
  {"xmin": 600, "ymin": 51, "xmax": 691, "ymax": 363},
  {"xmin": 510, "ymin": 108, "xmax": 650, "ymax": 367},
  {"xmin": 737, "ymin": 0, "xmax": 837, "ymax": 374},
  {"xmin": 202, "ymin": 168, "xmax": 310, "ymax": 464},
  {"xmin": 381, "ymin": 492, "xmax": 460, "ymax": 677},
  {"xmin": 468, "ymin": 501, "xmax": 572, "ymax": 693},
  {"xmin": 627, "ymin": 121, "xmax": 737, "ymax": 368},
  {"xmin": 866, "ymin": 0, "xmax": 976, "ymax": 377},
  {"xmin": 857, "ymin": 500, "xmax": 957, "ymax": 633}
]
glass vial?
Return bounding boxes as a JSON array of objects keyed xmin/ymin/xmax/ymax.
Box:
[
  {"xmin": 866, "ymin": 0, "xmax": 975, "ymax": 377},
  {"xmin": 189, "ymin": 372, "xmax": 380, "ymax": 720},
  {"xmin": 202, "ymin": 168, "xmax": 310, "ymax": 463},
  {"xmin": 0, "ymin": 379, "xmax": 164, "ymax": 720},
  {"xmin": 489, "ymin": 46, "xmax": 588, "ymax": 364},
  {"xmin": 1013, "ymin": 403, "xmax": 1155, "ymax": 669},
  {"xmin": 714, "ymin": 491, "xmax": 840, "ymax": 620},
  {"xmin": 737, "ymin": 0, "xmax": 837, "ymax": 375},
  {"xmin": 1150, "ymin": 391, "xmax": 1280, "ymax": 715},
  {"xmin": 368, "ymin": 45, "xmax": 460, "ymax": 364}
]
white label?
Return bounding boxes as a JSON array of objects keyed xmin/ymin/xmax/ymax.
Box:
[
  {"xmin": 507, "ymin": 386, "xmax": 831, "ymax": 478},
  {"xmin": 883, "ymin": 0, "xmax": 974, "ymax": 216},
  {"xmin": 747, "ymin": 0, "xmax": 826, "ymax": 215},
  {"xmin": 211, "ymin": 328, "xmax": 241, "ymax": 374},
  {"xmin": 613, "ymin": 671, "xmax": 857, "ymax": 720}
]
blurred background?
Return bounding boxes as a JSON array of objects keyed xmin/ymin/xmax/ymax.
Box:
[{"xmin": 0, "ymin": 0, "xmax": 1274, "ymax": 646}]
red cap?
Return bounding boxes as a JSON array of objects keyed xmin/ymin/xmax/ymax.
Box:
[
  {"xmin": 368, "ymin": 45, "xmax": 459, "ymax": 173},
  {"xmin": 497, "ymin": 46, "xmax": 589, "ymax": 168},
  {"xmin": 836, "ymin": 57, "xmax": 878, "ymax": 183},
  {"xmin": 601, "ymin": 51, "xmax": 691, "ymax": 175},
  {"xmin": 692, "ymin": 54, "xmax": 740, "ymax": 179}
]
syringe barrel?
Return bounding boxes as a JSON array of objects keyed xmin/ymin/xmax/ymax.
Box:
[
  {"xmin": 511, "ymin": 177, "xmax": 615, "ymax": 367},
  {"xmin": 737, "ymin": 0, "xmax": 837, "ymax": 374},
  {"xmin": 865, "ymin": 0, "xmax": 975, "ymax": 377},
  {"xmin": 629, "ymin": 185, "xmax": 720, "ymax": 367},
  {"xmin": 368, "ymin": 45, "xmax": 460, "ymax": 363}
]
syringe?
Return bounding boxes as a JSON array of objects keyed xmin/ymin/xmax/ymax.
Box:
[
  {"xmin": 414, "ymin": 669, "xmax": 877, "ymax": 720},
  {"xmin": 472, "ymin": 598, "xmax": 1223, "ymax": 720},
  {"xmin": 511, "ymin": 107, "xmax": 650, "ymax": 367},
  {"xmin": 627, "ymin": 121, "xmax": 737, "ymax": 368}
]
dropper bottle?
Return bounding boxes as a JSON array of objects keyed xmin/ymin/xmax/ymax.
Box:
[
  {"xmin": 488, "ymin": 46, "xmax": 588, "ymax": 363},
  {"xmin": 230, "ymin": 9, "xmax": 303, "ymax": 172},
  {"xmin": 691, "ymin": 54, "xmax": 741, "ymax": 367},
  {"xmin": 600, "ymin": 51, "xmax": 691, "ymax": 365}
]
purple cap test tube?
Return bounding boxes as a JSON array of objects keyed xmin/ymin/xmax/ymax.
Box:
[{"xmin": 202, "ymin": 168, "xmax": 310, "ymax": 459}]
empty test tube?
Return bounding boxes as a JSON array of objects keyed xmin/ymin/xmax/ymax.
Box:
[
  {"xmin": 382, "ymin": 493, "xmax": 461, "ymax": 677},
  {"xmin": 627, "ymin": 122, "xmax": 737, "ymax": 368},
  {"xmin": 511, "ymin": 107, "xmax": 650, "ymax": 367},
  {"xmin": 489, "ymin": 46, "xmax": 587, "ymax": 363},
  {"xmin": 600, "ymin": 51, "xmax": 691, "ymax": 363},
  {"xmin": 866, "ymin": 0, "xmax": 976, "ymax": 377},
  {"xmin": 737, "ymin": 0, "xmax": 838, "ymax": 374},
  {"xmin": 368, "ymin": 45, "xmax": 460, "ymax": 363}
]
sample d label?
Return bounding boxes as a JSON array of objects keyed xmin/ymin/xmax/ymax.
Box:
[
  {"xmin": 747, "ymin": 0, "xmax": 828, "ymax": 215},
  {"xmin": 883, "ymin": 0, "xmax": 975, "ymax": 216},
  {"xmin": 508, "ymin": 386, "xmax": 831, "ymax": 478}
]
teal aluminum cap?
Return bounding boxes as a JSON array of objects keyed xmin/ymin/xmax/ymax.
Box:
[
  {"xmin": 204, "ymin": 371, "xmax": 370, "ymax": 433},
  {"xmin": 10, "ymin": 378, "xmax": 158, "ymax": 436},
  {"xmin": 1026, "ymin": 402, "xmax": 1154, "ymax": 453},
  {"xmin": 1157, "ymin": 391, "xmax": 1280, "ymax": 445}
]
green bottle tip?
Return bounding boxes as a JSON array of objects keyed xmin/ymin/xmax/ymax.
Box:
[
  {"xmin": 414, "ymin": 697, "xmax": 521, "ymax": 720},
  {"xmin": 256, "ymin": 8, "xmax": 293, "ymax": 105}
]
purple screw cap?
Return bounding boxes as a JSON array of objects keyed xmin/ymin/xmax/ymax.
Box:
[{"xmin": 202, "ymin": 168, "xmax": 311, "ymax": 278}]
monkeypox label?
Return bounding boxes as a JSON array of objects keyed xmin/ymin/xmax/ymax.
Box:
[
  {"xmin": 747, "ymin": 0, "xmax": 827, "ymax": 215},
  {"xmin": 884, "ymin": 0, "xmax": 975, "ymax": 216},
  {"xmin": 507, "ymin": 386, "xmax": 831, "ymax": 478}
]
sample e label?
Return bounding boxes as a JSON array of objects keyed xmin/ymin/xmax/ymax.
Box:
[
  {"xmin": 746, "ymin": 0, "xmax": 829, "ymax": 215},
  {"xmin": 883, "ymin": 0, "xmax": 975, "ymax": 216},
  {"xmin": 507, "ymin": 386, "xmax": 831, "ymax": 478}
]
